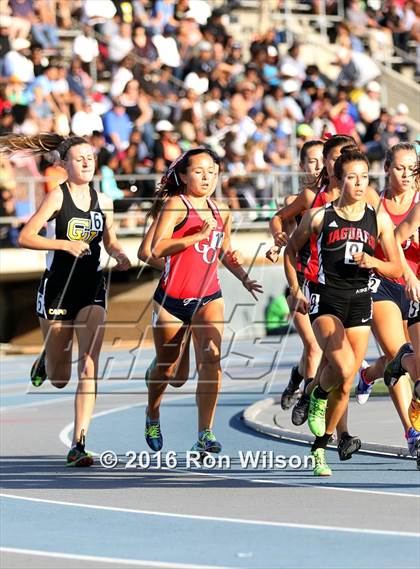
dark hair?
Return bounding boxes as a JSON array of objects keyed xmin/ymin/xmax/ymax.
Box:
[
  {"xmin": 149, "ymin": 147, "xmax": 221, "ymax": 219},
  {"xmin": 299, "ymin": 139, "xmax": 323, "ymax": 165},
  {"xmin": 334, "ymin": 147, "xmax": 369, "ymax": 180},
  {"xmin": 314, "ymin": 134, "xmax": 357, "ymax": 189},
  {"xmin": 0, "ymin": 133, "xmax": 88, "ymax": 160}
]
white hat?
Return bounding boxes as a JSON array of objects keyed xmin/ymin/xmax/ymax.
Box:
[
  {"xmin": 155, "ymin": 120, "xmax": 174, "ymax": 132},
  {"xmin": 282, "ymin": 79, "xmax": 299, "ymax": 93},
  {"xmin": 11, "ymin": 38, "xmax": 31, "ymax": 51},
  {"xmin": 396, "ymin": 103, "xmax": 409, "ymax": 115},
  {"xmin": 267, "ymin": 46, "xmax": 278, "ymax": 58},
  {"xmin": 367, "ymin": 80, "xmax": 381, "ymax": 92}
]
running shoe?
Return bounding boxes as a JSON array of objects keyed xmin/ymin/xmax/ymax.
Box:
[
  {"xmin": 145, "ymin": 412, "xmax": 163, "ymax": 451},
  {"xmin": 384, "ymin": 343, "xmax": 413, "ymax": 387},
  {"xmin": 355, "ymin": 360, "xmax": 373, "ymax": 405},
  {"xmin": 337, "ymin": 433, "xmax": 361, "ymax": 461},
  {"xmin": 191, "ymin": 429, "xmax": 222, "ymax": 453},
  {"xmin": 291, "ymin": 393, "xmax": 310, "ymax": 426},
  {"xmin": 409, "ymin": 398, "xmax": 420, "ymax": 432},
  {"xmin": 308, "ymin": 390, "xmax": 327, "ymax": 437},
  {"xmin": 406, "ymin": 427, "xmax": 420, "ymax": 457},
  {"xmin": 280, "ymin": 366, "xmax": 302, "ymax": 410},
  {"xmin": 30, "ymin": 351, "xmax": 47, "ymax": 387},
  {"xmin": 311, "ymin": 448, "xmax": 332, "ymax": 476},
  {"xmin": 145, "ymin": 356, "xmax": 157, "ymax": 388},
  {"xmin": 66, "ymin": 432, "xmax": 93, "ymax": 467}
]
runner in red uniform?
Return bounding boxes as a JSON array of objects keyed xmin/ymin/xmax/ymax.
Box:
[
  {"xmin": 355, "ymin": 142, "xmax": 420, "ymax": 456},
  {"xmin": 384, "ymin": 202, "xmax": 420, "ymax": 441},
  {"xmin": 142, "ymin": 148, "xmax": 263, "ymax": 453}
]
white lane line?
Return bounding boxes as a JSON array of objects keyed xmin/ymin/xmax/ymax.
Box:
[
  {"xmin": 58, "ymin": 396, "xmax": 420, "ymax": 501},
  {"xmin": 0, "ymin": 547, "xmax": 228, "ymax": 569},
  {"xmin": 2, "ymin": 493, "xmax": 419, "ymax": 538}
]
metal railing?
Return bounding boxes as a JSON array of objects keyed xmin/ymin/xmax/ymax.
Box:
[{"xmin": 0, "ymin": 170, "xmax": 387, "ymax": 226}]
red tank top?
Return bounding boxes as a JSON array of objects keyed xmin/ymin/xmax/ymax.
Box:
[
  {"xmin": 374, "ymin": 190, "xmax": 419, "ymax": 284},
  {"xmin": 160, "ymin": 195, "xmax": 225, "ymax": 298}
]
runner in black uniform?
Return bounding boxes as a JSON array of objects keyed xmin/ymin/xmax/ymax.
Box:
[
  {"xmin": 284, "ymin": 148, "xmax": 401, "ymax": 475},
  {"xmin": 5, "ymin": 133, "xmax": 131, "ymax": 466}
]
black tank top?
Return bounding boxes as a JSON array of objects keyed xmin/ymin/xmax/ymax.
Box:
[
  {"xmin": 44, "ymin": 183, "xmax": 105, "ymax": 282},
  {"xmin": 306, "ymin": 202, "xmax": 378, "ymax": 292}
]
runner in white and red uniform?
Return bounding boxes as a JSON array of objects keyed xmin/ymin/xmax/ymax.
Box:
[
  {"xmin": 355, "ymin": 142, "xmax": 420, "ymax": 458},
  {"xmin": 141, "ymin": 147, "xmax": 263, "ymax": 455}
]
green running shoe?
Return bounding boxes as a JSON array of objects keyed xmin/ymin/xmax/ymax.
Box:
[
  {"xmin": 30, "ymin": 351, "xmax": 47, "ymax": 387},
  {"xmin": 308, "ymin": 390, "xmax": 327, "ymax": 437},
  {"xmin": 191, "ymin": 429, "xmax": 222, "ymax": 453},
  {"xmin": 145, "ymin": 413, "xmax": 163, "ymax": 451},
  {"xmin": 66, "ymin": 432, "xmax": 93, "ymax": 467},
  {"xmin": 311, "ymin": 448, "xmax": 332, "ymax": 476}
]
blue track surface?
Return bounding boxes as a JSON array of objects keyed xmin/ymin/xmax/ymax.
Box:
[{"xmin": 1, "ymin": 345, "xmax": 420, "ymax": 568}]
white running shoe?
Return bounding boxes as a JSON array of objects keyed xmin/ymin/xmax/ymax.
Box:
[{"xmin": 355, "ymin": 360, "xmax": 374, "ymax": 405}]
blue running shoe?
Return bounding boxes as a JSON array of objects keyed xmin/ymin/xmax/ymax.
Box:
[
  {"xmin": 191, "ymin": 429, "xmax": 222, "ymax": 453},
  {"xmin": 355, "ymin": 361, "xmax": 374, "ymax": 405},
  {"xmin": 406, "ymin": 427, "xmax": 420, "ymax": 457},
  {"xmin": 145, "ymin": 413, "xmax": 163, "ymax": 451},
  {"xmin": 145, "ymin": 356, "xmax": 157, "ymax": 389}
]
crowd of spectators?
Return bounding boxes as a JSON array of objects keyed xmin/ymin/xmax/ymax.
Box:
[{"xmin": 0, "ymin": 0, "xmax": 419, "ymax": 241}]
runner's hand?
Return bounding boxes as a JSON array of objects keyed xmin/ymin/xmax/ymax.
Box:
[
  {"xmin": 287, "ymin": 289, "xmax": 309, "ymax": 315},
  {"xmin": 114, "ymin": 253, "xmax": 131, "ymax": 271},
  {"xmin": 352, "ymin": 251, "xmax": 376, "ymax": 269},
  {"xmin": 198, "ymin": 217, "xmax": 217, "ymax": 239},
  {"xmin": 242, "ymin": 276, "xmax": 264, "ymax": 300},
  {"xmin": 62, "ymin": 240, "xmax": 90, "ymax": 258},
  {"xmin": 274, "ymin": 231, "xmax": 289, "ymax": 248},
  {"xmin": 405, "ymin": 274, "xmax": 420, "ymax": 302}
]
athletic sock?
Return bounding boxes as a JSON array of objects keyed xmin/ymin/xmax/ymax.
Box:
[
  {"xmin": 302, "ymin": 378, "xmax": 313, "ymax": 394},
  {"xmin": 314, "ymin": 385, "xmax": 329, "ymax": 400},
  {"xmin": 311, "ymin": 433, "xmax": 332, "ymax": 452}
]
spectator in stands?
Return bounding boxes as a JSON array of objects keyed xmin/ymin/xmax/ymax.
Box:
[
  {"xmin": 357, "ymin": 80, "xmax": 381, "ymax": 130},
  {"xmin": 108, "ymin": 22, "xmax": 134, "ymax": 63},
  {"xmin": 132, "ymin": 24, "xmax": 160, "ymax": 69},
  {"xmin": 3, "ymin": 38, "xmax": 34, "ymax": 84},
  {"xmin": 31, "ymin": 0, "xmax": 59, "ymax": 50},
  {"xmin": 103, "ymin": 98, "xmax": 133, "ymax": 153},
  {"xmin": 153, "ymin": 119, "xmax": 181, "ymax": 172},
  {"xmin": 151, "ymin": 0, "xmax": 177, "ymax": 34},
  {"xmin": 71, "ymin": 98, "xmax": 103, "ymax": 137},
  {"xmin": 72, "ymin": 24, "xmax": 99, "ymax": 64}
]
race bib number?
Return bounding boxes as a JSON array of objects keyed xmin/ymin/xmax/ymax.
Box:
[
  {"xmin": 309, "ymin": 293, "xmax": 320, "ymax": 315},
  {"xmin": 344, "ymin": 241, "xmax": 363, "ymax": 265},
  {"xmin": 368, "ymin": 276, "xmax": 381, "ymax": 293},
  {"xmin": 409, "ymin": 301, "xmax": 419, "ymax": 320}
]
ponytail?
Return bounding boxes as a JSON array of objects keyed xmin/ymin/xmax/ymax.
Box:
[{"xmin": 0, "ymin": 133, "xmax": 88, "ymax": 160}]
